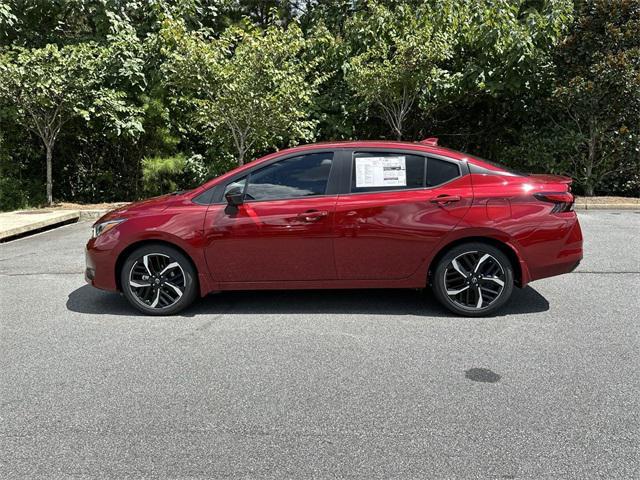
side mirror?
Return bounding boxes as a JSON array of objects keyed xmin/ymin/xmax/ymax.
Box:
[{"xmin": 225, "ymin": 187, "xmax": 244, "ymax": 206}]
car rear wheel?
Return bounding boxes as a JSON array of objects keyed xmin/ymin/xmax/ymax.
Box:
[
  {"xmin": 432, "ymin": 242, "xmax": 514, "ymax": 317},
  {"xmin": 120, "ymin": 244, "xmax": 198, "ymax": 315}
]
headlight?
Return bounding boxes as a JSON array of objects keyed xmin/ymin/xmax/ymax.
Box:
[{"xmin": 92, "ymin": 219, "xmax": 126, "ymax": 238}]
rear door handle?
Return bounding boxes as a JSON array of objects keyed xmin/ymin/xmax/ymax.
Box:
[
  {"xmin": 431, "ymin": 195, "xmax": 461, "ymax": 205},
  {"xmin": 298, "ymin": 210, "xmax": 329, "ymax": 222}
]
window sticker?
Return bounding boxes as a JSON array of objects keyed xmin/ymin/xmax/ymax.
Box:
[{"xmin": 355, "ymin": 156, "xmax": 407, "ymax": 188}]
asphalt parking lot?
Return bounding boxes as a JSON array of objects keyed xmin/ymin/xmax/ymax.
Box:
[{"xmin": 1, "ymin": 210, "xmax": 638, "ymax": 479}]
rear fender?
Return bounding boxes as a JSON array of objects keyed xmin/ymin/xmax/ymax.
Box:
[{"xmin": 425, "ymin": 227, "xmax": 531, "ymax": 288}]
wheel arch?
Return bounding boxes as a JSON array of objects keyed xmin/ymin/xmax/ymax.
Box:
[
  {"xmin": 427, "ymin": 236, "xmax": 528, "ymax": 288},
  {"xmin": 115, "ymin": 239, "xmax": 200, "ymax": 293}
]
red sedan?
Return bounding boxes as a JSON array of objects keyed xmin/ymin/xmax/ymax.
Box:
[{"xmin": 85, "ymin": 139, "xmax": 583, "ymax": 316}]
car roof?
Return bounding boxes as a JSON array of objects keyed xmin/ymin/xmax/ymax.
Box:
[{"xmin": 256, "ymin": 140, "xmax": 469, "ymax": 162}]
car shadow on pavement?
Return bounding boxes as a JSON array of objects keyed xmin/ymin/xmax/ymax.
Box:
[{"xmin": 66, "ymin": 284, "xmax": 549, "ymax": 318}]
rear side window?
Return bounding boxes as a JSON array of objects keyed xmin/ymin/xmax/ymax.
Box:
[
  {"xmin": 351, "ymin": 152, "xmax": 425, "ymax": 193},
  {"xmin": 426, "ymin": 158, "xmax": 460, "ymax": 187},
  {"xmin": 244, "ymin": 152, "xmax": 333, "ymax": 201}
]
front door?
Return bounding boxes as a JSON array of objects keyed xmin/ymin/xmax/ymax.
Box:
[
  {"xmin": 333, "ymin": 151, "xmax": 472, "ymax": 280},
  {"xmin": 204, "ymin": 152, "xmax": 338, "ymax": 283}
]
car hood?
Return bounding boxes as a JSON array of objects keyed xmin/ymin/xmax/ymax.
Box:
[{"xmin": 94, "ymin": 193, "xmax": 183, "ymax": 224}]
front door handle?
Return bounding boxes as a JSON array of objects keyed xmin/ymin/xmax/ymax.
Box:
[
  {"xmin": 298, "ymin": 210, "xmax": 329, "ymax": 222},
  {"xmin": 431, "ymin": 195, "xmax": 461, "ymax": 205}
]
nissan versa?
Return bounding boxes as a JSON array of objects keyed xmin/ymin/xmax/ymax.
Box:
[{"xmin": 85, "ymin": 139, "xmax": 583, "ymax": 316}]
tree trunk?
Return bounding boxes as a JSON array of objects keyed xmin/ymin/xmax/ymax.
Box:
[
  {"xmin": 45, "ymin": 142, "xmax": 53, "ymax": 205},
  {"xmin": 395, "ymin": 108, "xmax": 403, "ymax": 141},
  {"xmin": 585, "ymin": 184, "xmax": 595, "ymax": 197},
  {"xmin": 585, "ymin": 121, "xmax": 597, "ymax": 197}
]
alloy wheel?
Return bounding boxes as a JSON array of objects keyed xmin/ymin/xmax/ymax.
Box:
[
  {"xmin": 444, "ymin": 251, "xmax": 506, "ymax": 310},
  {"xmin": 128, "ymin": 253, "xmax": 186, "ymax": 309}
]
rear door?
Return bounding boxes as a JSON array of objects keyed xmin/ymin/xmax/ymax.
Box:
[
  {"xmin": 204, "ymin": 151, "xmax": 339, "ymax": 283},
  {"xmin": 333, "ymin": 150, "xmax": 472, "ymax": 280}
]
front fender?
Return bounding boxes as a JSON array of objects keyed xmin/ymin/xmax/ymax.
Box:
[{"xmin": 97, "ymin": 207, "xmax": 214, "ymax": 296}]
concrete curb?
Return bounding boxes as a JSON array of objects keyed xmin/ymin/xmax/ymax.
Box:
[
  {"xmin": 0, "ymin": 210, "xmax": 80, "ymax": 241},
  {"xmin": 79, "ymin": 210, "xmax": 111, "ymax": 221},
  {"xmin": 574, "ymin": 203, "xmax": 639, "ymax": 210}
]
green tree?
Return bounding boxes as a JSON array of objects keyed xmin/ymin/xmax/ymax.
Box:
[
  {"xmin": 457, "ymin": 0, "xmax": 572, "ymax": 97},
  {"xmin": 551, "ymin": 0, "xmax": 640, "ymax": 195},
  {"xmin": 0, "ymin": 0, "xmax": 636, "ymax": 207},
  {"xmin": 163, "ymin": 20, "xmax": 323, "ymax": 165},
  {"xmin": 433, "ymin": 0, "xmax": 572, "ymax": 158},
  {"xmin": 344, "ymin": 1, "xmax": 461, "ymax": 140},
  {"xmin": 501, "ymin": 0, "xmax": 640, "ymax": 196},
  {"xmin": 303, "ymin": 22, "xmax": 357, "ymax": 140},
  {"xmin": 0, "ymin": 42, "xmax": 143, "ymax": 204}
]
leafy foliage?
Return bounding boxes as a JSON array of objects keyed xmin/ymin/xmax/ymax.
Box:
[
  {"xmin": 0, "ymin": 41, "xmax": 143, "ymax": 204},
  {"xmin": 0, "ymin": 0, "xmax": 637, "ymax": 210},
  {"xmin": 163, "ymin": 19, "xmax": 323, "ymax": 164},
  {"xmin": 502, "ymin": 0, "xmax": 640, "ymax": 195},
  {"xmin": 551, "ymin": 0, "xmax": 640, "ymax": 195},
  {"xmin": 344, "ymin": 0, "xmax": 461, "ymax": 140},
  {"xmin": 142, "ymin": 153, "xmax": 207, "ymax": 197}
]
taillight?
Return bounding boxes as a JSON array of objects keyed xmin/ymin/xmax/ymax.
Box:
[{"xmin": 534, "ymin": 192, "xmax": 574, "ymax": 213}]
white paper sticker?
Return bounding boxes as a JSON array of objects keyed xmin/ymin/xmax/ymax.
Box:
[{"xmin": 355, "ymin": 156, "xmax": 407, "ymax": 188}]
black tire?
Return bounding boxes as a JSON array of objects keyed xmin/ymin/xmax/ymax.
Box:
[
  {"xmin": 120, "ymin": 244, "xmax": 198, "ymax": 315},
  {"xmin": 432, "ymin": 242, "xmax": 514, "ymax": 317}
]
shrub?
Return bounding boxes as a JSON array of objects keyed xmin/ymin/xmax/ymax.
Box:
[
  {"xmin": 0, "ymin": 176, "xmax": 30, "ymax": 211},
  {"xmin": 141, "ymin": 153, "xmax": 207, "ymax": 197}
]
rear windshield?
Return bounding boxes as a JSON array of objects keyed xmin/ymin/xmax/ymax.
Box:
[{"xmin": 465, "ymin": 153, "xmax": 528, "ymax": 177}]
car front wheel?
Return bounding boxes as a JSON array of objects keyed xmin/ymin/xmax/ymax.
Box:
[
  {"xmin": 432, "ymin": 242, "xmax": 514, "ymax": 317},
  {"xmin": 120, "ymin": 244, "xmax": 198, "ymax": 315}
]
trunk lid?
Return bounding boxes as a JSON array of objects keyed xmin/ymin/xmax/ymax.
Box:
[{"xmin": 527, "ymin": 174, "xmax": 573, "ymax": 186}]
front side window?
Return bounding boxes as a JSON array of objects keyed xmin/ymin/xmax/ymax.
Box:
[
  {"xmin": 351, "ymin": 152, "xmax": 425, "ymax": 193},
  {"xmin": 426, "ymin": 158, "xmax": 460, "ymax": 187},
  {"xmin": 244, "ymin": 152, "xmax": 334, "ymax": 201}
]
